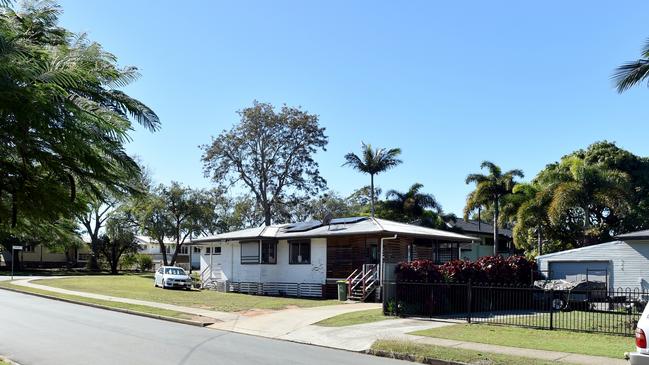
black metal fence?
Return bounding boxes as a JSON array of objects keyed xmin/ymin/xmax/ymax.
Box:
[{"xmin": 382, "ymin": 281, "xmax": 647, "ymax": 336}]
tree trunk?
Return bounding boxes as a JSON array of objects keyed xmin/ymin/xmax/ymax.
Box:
[
  {"xmin": 170, "ymin": 245, "xmax": 180, "ymax": 266},
  {"xmin": 160, "ymin": 242, "xmax": 168, "ymax": 266},
  {"xmin": 370, "ymin": 174, "xmax": 375, "ymax": 218},
  {"xmin": 263, "ymin": 203, "xmax": 271, "ymax": 226},
  {"xmin": 493, "ymin": 200, "xmax": 499, "ymax": 256},
  {"xmin": 88, "ymin": 236, "xmax": 100, "ymax": 271}
]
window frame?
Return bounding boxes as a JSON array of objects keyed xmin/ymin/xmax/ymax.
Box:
[
  {"xmin": 260, "ymin": 240, "xmax": 277, "ymax": 264},
  {"xmin": 288, "ymin": 239, "xmax": 311, "ymax": 265},
  {"xmin": 240, "ymin": 240, "xmax": 260, "ymax": 264},
  {"xmin": 213, "ymin": 246, "xmax": 222, "ymax": 255}
]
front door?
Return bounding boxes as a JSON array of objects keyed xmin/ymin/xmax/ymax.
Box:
[{"xmin": 368, "ymin": 243, "xmax": 378, "ymax": 264}]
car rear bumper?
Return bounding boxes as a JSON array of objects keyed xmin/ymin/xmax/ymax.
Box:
[{"xmin": 630, "ymin": 352, "xmax": 649, "ymax": 365}]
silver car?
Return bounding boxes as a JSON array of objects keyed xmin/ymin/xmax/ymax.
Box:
[
  {"xmin": 154, "ymin": 266, "xmax": 192, "ymax": 290},
  {"xmin": 630, "ymin": 301, "xmax": 649, "ymax": 365}
]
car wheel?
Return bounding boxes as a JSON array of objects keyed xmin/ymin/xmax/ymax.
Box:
[{"xmin": 162, "ymin": 280, "xmax": 167, "ymax": 289}]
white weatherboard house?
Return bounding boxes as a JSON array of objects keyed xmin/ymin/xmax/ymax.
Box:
[
  {"xmin": 191, "ymin": 217, "xmax": 476, "ymax": 299},
  {"xmin": 536, "ymin": 230, "xmax": 649, "ymax": 290}
]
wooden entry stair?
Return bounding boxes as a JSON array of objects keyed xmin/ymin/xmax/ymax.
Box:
[{"xmin": 347, "ymin": 264, "xmax": 378, "ymax": 302}]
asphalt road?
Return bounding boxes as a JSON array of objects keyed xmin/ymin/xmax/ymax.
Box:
[{"xmin": 0, "ymin": 289, "xmax": 409, "ymax": 365}]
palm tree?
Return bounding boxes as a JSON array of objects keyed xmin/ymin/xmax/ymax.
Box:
[
  {"xmin": 343, "ymin": 143, "xmax": 402, "ymax": 217},
  {"xmin": 464, "ymin": 161, "xmax": 524, "ymax": 255},
  {"xmin": 539, "ymin": 157, "xmax": 630, "ymax": 245},
  {"xmin": 384, "ymin": 183, "xmax": 442, "ymax": 221},
  {"xmin": 614, "ymin": 38, "xmax": 649, "ymax": 92},
  {"xmin": 506, "ymin": 183, "xmax": 551, "ymax": 255}
]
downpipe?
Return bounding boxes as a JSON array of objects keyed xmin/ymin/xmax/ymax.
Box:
[{"xmin": 379, "ymin": 234, "xmax": 398, "ymax": 300}]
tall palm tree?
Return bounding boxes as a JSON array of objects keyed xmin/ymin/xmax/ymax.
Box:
[
  {"xmin": 384, "ymin": 183, "xmax": 442, "ymax": 223},
  {"xmin": 464, "ymin": 161, "xmax": 524, "ymax": 255},
  {"xmin": 614, "ymin": 38, "xmax": 649, "ymax": 92},
  {"xmin": 539, "ymin": 157, "xmax": 630, "ymax": 245},
  {"xmin": 343, "ymin": 143, "xmax": 402, "ymax": 217}
]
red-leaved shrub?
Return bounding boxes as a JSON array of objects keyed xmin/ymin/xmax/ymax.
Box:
[{"xmin": 394, "ymin": 255, "xmax": 537, "ymax": 284}]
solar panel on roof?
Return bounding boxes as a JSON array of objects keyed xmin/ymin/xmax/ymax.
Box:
[
  {"xmin": 329, "ymin": 217, "xmax": 367, "ymax": 225},
  {"xmin": 283, "ymin": 221, "xmax": 322, "ymax": 232}
]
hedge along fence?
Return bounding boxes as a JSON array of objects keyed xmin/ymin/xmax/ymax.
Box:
[{"xmin": 394, "ymin": 255, "xmax": 539, "ymax": 285}]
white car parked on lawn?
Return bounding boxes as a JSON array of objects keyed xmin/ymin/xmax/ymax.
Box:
[
  {"xmin": 154, "ymin": 266, "xmax": 192, "ymax": 290},
  {"xmin": 630, "ymin": 301, "xmax": 649, "ymax": 364}
]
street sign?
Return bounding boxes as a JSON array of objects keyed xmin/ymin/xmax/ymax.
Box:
[{"xmin": 12, "ymin": 245, "xmax": 23, "ymax": 250}]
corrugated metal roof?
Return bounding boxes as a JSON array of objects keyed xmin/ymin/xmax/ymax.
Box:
[
  {"xmin": 614, "ymin": 230, "xmax": 649, "ymax": 240},
  {"xmin": 191, "ymin": 217, "xmax": 477, "ymax": 243},
  {"xmin": 447, "ymin": 218, "xmax": 513, "ymax": 237}
]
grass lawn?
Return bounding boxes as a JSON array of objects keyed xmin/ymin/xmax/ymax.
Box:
[
  {"xmin": 33, "ymin": 274, "xmax": 338, "ymax": 312},
  {"xmin": 316, "ymin": 308, "xmax": 395, "ymax": 327},
  {"xmin": 0, "ymin": 359, "xmax": 11, "ymax": 365},
  {"xmin": 371, "ymin": 340, "xmax": 572, "ymax": 365},
  {"xmin": 0, "ymin": 281, "xmax": 202, "ymax": 323},
  {"xmin": 491, "ymin": 310, "xmax": 639, "ymax": 335},
  {"xmin": 316, "ymin": 308, "xmax": 393, "ymax": 327},
  {"xmin": 411, "ymin": 323, "xmax": 633, "ymax": 359}
]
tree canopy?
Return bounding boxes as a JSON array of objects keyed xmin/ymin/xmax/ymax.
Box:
[
  {"xmin": 202, "ymin": 101, "xmax": 328, "ymax": 226},
  {"xmin": 343, "ymin": 143, "xmax": 402, "ymax": 217},
  {"xmin": 0, "ymin": 1, "xmax": 158, "ymax": 262}
]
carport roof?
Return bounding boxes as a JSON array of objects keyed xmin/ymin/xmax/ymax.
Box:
[{"xmin": 191, "ymin": 217, "xmax": 477, "ymax": 244}]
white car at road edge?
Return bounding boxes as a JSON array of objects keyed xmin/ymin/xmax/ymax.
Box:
[
  {"xmin": 154, "ymin": 266, "xmax": 192, "ymax": 290},
  {"xmin": 630, "ymin": 301, "xmax": 649, "ymax": 364}
]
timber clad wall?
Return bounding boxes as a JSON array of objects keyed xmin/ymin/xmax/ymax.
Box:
[
  {"xmin": 326, "ymin": 235, "xmax": 379, "ymax": 279},
  {"xmin": 383, "ymin": 237, "xmax": 412, "ymax": 263},
  {"xmin": 537, "ymin": 240, "xmax": 649, "ymax": 290}
]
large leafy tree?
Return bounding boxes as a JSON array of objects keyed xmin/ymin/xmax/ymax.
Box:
[
  {"xmin": 0, "ymin": 1, "xmax": 158, "ymax": 262},
  {"xmin": 343, "ymin": 143, "xmax": 402, "ymax": 218},
  {"xmin": 202, "ymin": 101, "xmax": 328, "ymax": 226},
  {"xmin": 464, "ymin": 161, "xmax": 524, "ymax": 255},
  {"xmin": 133, "ymin": 182, "xmax": 219, "ymax": 266},
  {"xmin": 537, "ymin": 156, "xmax": 631, "ymax": 245},
  {"xmin": 99, "ymin": 213, "xmax": 139, "ymax": 275}
]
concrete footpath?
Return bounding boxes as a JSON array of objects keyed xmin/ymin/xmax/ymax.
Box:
[{"xmin": 7, "ymin": 276, "xmax": 629, "ymax": 365}]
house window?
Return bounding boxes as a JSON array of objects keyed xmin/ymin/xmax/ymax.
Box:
[
  {"xmin": 437, "ymin": 242, "xmax": 458, "ymax": 263},
  {"xmin": 205, "ymin": 247, "xmax": 211, "ymax": 255},
  {"xmin": 241, "ymin": 241, "xmax": 260, "ymax": 264},
  {"xmin": 260, "ymin": 240, "xmax": 277, "ymax": 264},
  {"xmin": 23, "ymin": 245, "xmax": 35, "ymax": 253},
  {"xmin": 180, "ymin": 246, "xmax": 188, "ymax": 255},
  {"xmin": 213, "ymin": 246, "xmax": 221, "ymax": 255},
  {"xmin": 193, "ymin": 246, "xmax": 201, "ymax": 254},
  {"xmin": 289, "ymin": 239, "xmax": 311, "ymax": 264}
]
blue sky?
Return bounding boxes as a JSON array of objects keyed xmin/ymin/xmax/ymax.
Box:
[{"xmin": 58, "ymin": 0, "xmax": 649, "ymax": 216}]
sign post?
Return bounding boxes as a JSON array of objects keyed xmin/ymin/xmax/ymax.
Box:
[{"xmin": 11, "ymin": 245, "xmax": 22, "ymax": 280}]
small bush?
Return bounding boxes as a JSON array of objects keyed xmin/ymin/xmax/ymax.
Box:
[{"xmin": 137, "ymin": 254, "xmax": 153, "ymax": 272}]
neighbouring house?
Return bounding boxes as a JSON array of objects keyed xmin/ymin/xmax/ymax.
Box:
[
  {"xmin": 191, "ymin": 217, "xmax": 476, "ymax": 300},
  {"xmin": 135, "ymin": 236, "xmax": 200, "ymax": 270},
  {"xmin": 446, "ymin": 218, "xmax": 514, "ymax": 260},
  {"xmin": 536, "ymin": 229, "xmax": 649, "ymax": 290},
  {"xmin": 0, "ymin": 243, "xmax": 91, "ymax": 268}
]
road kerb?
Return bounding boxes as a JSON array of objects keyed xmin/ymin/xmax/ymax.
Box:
[{"xmin": 0, "ymin": 284, "xmax": 215, "ymax": 327}]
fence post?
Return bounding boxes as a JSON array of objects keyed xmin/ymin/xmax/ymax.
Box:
[
  {"xmin": 467, "ymin": 280, "xmax": 472, "ymax": 324},
  {"xmin": 549, "ymin": 289, "xmax": 554, "ymax": 330}
]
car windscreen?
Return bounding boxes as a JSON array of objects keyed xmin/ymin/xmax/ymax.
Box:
[{"xmin": 164, "ymin": 268, "xmax": 186, "ymax": 275}]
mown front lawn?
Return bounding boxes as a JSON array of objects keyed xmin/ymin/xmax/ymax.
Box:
[
  {"xmin": 34, "ymin": 274, "xmax": 338, "ymax": 312},
  {"xmin": 411, "ymin": 323, "xmax": 633, "ymax": 359},
  {"xmin": 0, "ymin": 281, "xmax": 200, "ymax": 322},
  {"xmin": 316, "ymin": 308, "xmax": 392, "ymax": 327},
  {"xmin": 371, "ymin": 340, "xmax": 570, "ymax": 365}
]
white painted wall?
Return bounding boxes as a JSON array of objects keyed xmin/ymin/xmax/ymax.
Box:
[
  {"xmin": 199, "ymin": 238, "xmax": 327, "ymax": 284},
  {"xmin": 536, "ymin": 240, "xmax": 649, "ymax": 290}
]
